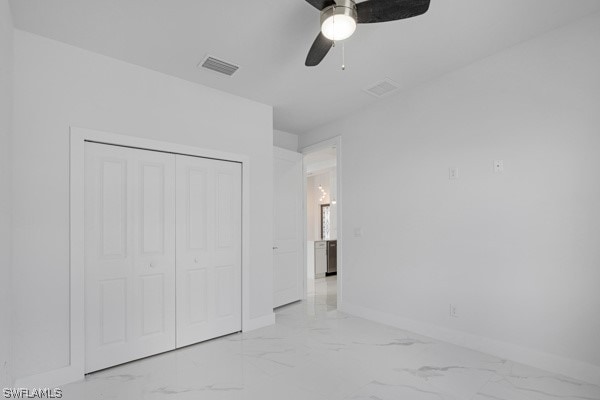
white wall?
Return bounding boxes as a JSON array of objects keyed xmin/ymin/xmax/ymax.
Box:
[
  {"xmin": 12, "ymin": 30, "xmax": 274, "ymax": 381},
  {"xmin": 300, "ymin": 13, "xmax": 600, "ymax": 383},
  {"xmin": 273, "ymin": 129, "xmax": 299, "ymax": 152},
  {"xmin": 0, "ymin": 0, "xmax": 13, "ymax": 388}
]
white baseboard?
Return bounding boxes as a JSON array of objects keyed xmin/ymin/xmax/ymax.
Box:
[
  {"xmin": 14, "ymin": 365, "xmax": 83, "ymax": 389},
  {"xmin": 14, "ymin": 314, "xmax": 276, "ymax": 389},
  {"xmin": 243, "ymin": 313, "xmax": 276, "ymax": 332},
  {"xmin": 340, "ymin": 302, "xmax": 600, "ymax": 386}
]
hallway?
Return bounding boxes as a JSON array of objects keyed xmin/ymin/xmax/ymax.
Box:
[{"xmin": 305, "ymin": 275, "xmax": 337, "ymax": 313}]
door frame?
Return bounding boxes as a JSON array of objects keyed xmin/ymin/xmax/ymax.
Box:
[
  {"xmin": 300, "ymin": 136, "xmax": 343, "ymax": 308},
  {"xmin": 68, "ymin": 126, "xmax": 251, "ymax": 384}
]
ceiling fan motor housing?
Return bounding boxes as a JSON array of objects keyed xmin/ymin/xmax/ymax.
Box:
[{"xmin": 320, "ymin": 0, "xmax": 358, "ymax": 41}]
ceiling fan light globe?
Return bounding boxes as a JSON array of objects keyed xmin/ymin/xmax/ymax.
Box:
[
  {"xmin": 320, "ymin": 1, "xmax": 357, "ymax": 42},
  {"xmin": 321, "ymin": 14, "xmax": 356, "ymax": 41}
]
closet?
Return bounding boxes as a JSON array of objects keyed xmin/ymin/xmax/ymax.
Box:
[{"xmin": 84, "ymin": 142, "xmax": 241, "ymax": 373}]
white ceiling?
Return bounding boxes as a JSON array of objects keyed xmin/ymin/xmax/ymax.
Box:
[{"xmin": 9, "ymin": 0, "xmax": 600, "ymax": 134}]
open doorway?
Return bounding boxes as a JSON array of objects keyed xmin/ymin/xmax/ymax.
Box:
[{"xmin": 303, "ymin": 140, "xmax": 340, "ymax": 312}]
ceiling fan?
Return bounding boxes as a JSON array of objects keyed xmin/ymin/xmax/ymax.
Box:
[{"xmin": 304, "ymin": 0, "xmax": 431, "ymax": 66}]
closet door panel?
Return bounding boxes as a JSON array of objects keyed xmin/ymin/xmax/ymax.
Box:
[
  {"xmin": 85, "ymin": 143, "xmax": 176, "ymax": 373},
  {"xmin": 99, "ymin": 278, "xmax": 128, "ymax": 345},
  {"xmin": 140, "ymin": 274, "xmax": 166, "ymax": 336},
  {"xmin": 134, "ymin": 156, "xmax": 176, "ymax": 352},
  {"xmin": 188, "ymin": 268, "xmax": 209, "ymax": 324},
  {"xmin": 99, "ymin": 159, "xmax": 128, "ymax": 258},
  {"xmin": 186, "ymin": 169, "xmax": 209, "ymax": 251},
  {"xmin": 176, "ymin": 155, "xmax": 241, "ymax": 347}
]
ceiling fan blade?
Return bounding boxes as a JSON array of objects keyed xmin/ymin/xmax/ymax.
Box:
[
  {"xmin": 305, "ymin": 32, "xmax": 333, "ymax": 67},
  {"xmin": 304, "ymin": 0, "xmax": 335, "ymax": 11},
  {"xmin": 357, "ymin": 0, "xmax": 430, "ymax": 24}
]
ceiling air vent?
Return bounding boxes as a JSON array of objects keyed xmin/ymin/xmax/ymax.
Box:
[
  {"xmin": 363, "ymin": 78, "xmax": 400, "ymax": 98},
  {"xmin": 199, "ymin": 55, "xmax": 239, "ymax": 77}
]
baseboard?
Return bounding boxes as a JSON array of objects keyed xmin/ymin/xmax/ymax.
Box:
[
  {"xmin": 14, "ymin": 365, "xmax": 83, "ymax": 389},
  {"xmin": 12, "ymin": 313, "xmax": 275, "ymax": 389},
  {"xmin": 340, "ymin": 302, "xmax": 600, "ymax": 386},
  {"xmin": 13, "ymin": 314, "xmax": 276, "ymax": 389},
  {"xmin": 243, "ymin": 313, "xmax": 276, "ymax": 332}
]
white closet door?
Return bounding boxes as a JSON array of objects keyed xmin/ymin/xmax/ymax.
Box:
[
  {"xmin": 273, "ymin": 147, "xmax": 304, "ymax": 308},
  {"xmin": 84, "ymin": 143, "xmax": 176, "ymax": 373},
  {"xmin": 176, "ymin": 155, "xmax": 242, "ymax": 348}
]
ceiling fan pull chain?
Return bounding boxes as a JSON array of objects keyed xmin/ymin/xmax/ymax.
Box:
[{"xmin": 341, "ymin": 42, "xmax": 346, "ymax": 71}]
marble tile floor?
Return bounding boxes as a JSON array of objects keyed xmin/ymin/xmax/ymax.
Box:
[{"xmin": 62, "ymin": 276, "xmax": 600, "ymax": 399}]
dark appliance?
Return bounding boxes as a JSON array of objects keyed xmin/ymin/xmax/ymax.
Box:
[{"xmin": 326, "ymin": 240, "xmax": 337, "ymax": 276}]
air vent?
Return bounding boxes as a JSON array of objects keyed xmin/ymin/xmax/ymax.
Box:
[
  {"xmin": 199, "ymin": 55, "xmax": 239, "ymax": 76},
  {"xmin": 363, "ymin": 78, "xmax": 400, "ymax": 98}
]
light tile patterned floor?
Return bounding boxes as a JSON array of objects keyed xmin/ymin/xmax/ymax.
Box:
[{"xmin": 61, "ymin": 276, "xmax": 600, "ymax": 399}]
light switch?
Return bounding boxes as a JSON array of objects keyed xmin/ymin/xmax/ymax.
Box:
[{"xmin": 449, "ymin": 167, "xmax": 459, "ymax": 180}]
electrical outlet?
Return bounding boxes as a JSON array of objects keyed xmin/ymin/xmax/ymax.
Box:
[{"xmin": 450, "ymin": 304, "xmax": 458, "ymax": 318}]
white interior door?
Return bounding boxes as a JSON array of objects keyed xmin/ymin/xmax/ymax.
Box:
[
  {"xmin": 176, "ymin": 155, "xmax": 242, "ymax": 347},
  {"xmin": 84, "ymin": 142, "xmax": 176, "ymax": 373},
  {"xmin": 273, "ymin": 147, "xmax": 304, "ymax": 308}
]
